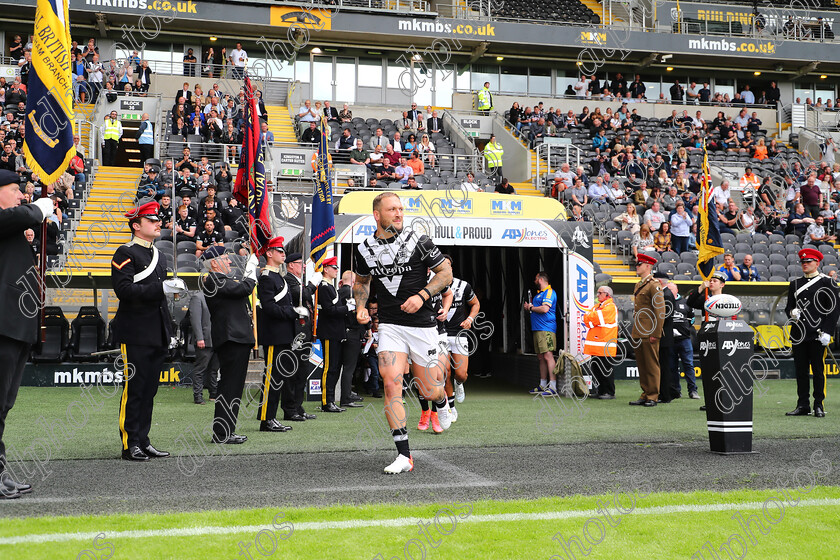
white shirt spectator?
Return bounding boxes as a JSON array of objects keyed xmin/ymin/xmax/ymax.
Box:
[
  {"xmin": 574, "ymin": 78, "xmax": 589, "ymax": 98},
  {"xmin": 711, "ymin": 185, "xmax": 730, "ymax": 208},
  {"xmin": 741, "ymin": 89, "xmax": 755, "ymax": 104},
  {"xmin": 734, "ymin": 113, "xmax": 749, "ymax": 127},
  {"xmin": 607, "ymin": 184, "xmax": 626, "ymax": 203},
  {"xmin": 298, "ymin": 105, "xmax": 318, "ymax": 123},
  {"xmin": 461, "ymin": 180, "xmax": 482, "ymax": 193},
  {"xmin": 644, "ymin": 208, "xmax": 666, "ymax": 231},
  {"xmin": 807, "ymin": 222, "xmax": 826, "ymax": 242},
  {"xmin": 687, "ymin": 84, "xmax": 701, "ymax": 104},
  {"xmin": 229, "ymin": 47, "xmax": 248, "ymax": 68},
  {"xmin": 555, "ymin": 168, "xmax": 576, "ymax": 189}
]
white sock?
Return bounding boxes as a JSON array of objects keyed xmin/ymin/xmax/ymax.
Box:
[
  {"xmin": 548, "ymin": 380, "xmax": 557, "ymax": 391},
  {"xmin": 540, "ymin": 379, "xmax": 548, "ymax": 389}
]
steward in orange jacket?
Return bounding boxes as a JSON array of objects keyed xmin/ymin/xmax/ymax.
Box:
[{"xmin": 583, "ymin": 288, "xmax": 618, "ymax": 398}]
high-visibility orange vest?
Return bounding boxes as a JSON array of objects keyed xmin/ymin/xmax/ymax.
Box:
[{"xmin": 583, "ymin": 297, "xmax": 618, "ymax": 357}]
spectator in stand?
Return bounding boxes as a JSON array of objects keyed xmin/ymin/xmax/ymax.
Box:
[
  {"xmin": 739, "ymin": 205, "xmax": 758, "ymax": 234},
  {"xmin": 183, "ymin": 48, "xmax": 197, "ymax": 77},
  {"xmin": 461, "ymin": 171, "xmax": 481, "ymax": 193},
  {"xmin": 669, "ymin": 80, "xmax": 684, "ymax": 102},
  {"xmin": 766, "ymin": 81, "xmax": 781, "ymax": 105},
  {"xmin": 644, "ymin": 200, "xmax": 666, "ymax": 232},
  {"xmin": 369, "ymin": 128, "xmax": 388, "ymax": 151},
  {"xmin": 300, "ymin": 121, "xmax": 320, "ymax": 145},
  {"xmin": 391, "ymin": 132, "xmax": 403, "ymax": 154},
  {"xmin": 807, "ymin": 215, "xmax": 836, "ymax": 244},
  {"xmin": 228, "ymin": 42, "xmax": 248, "ymax": 79},
  {"xmin": 297, "ymin": 99, "xmax": 318, "ymax": 131},
  {"xmin": 383, "ymin": 144, "xmax": 400, "ymax": 167},
  {"xmin": 349, "ymin": 139, "xmax": 370, "ymax": 170},
  {"xmin": 788, "ymin": 202, "xmax": 813, "ymax": 236},
  {"xmin": 72, "ymin": 52, "xmax": 87, "ymax": 103},
  {"xmin": 403, "ymin": 176, "xmax": 421, "ymax": 191},
  {"xmin": 615, "ymin": 202, "xmax": 640, "ymax": 234},
  {"xmin": 711, "ymin": 180, "xmax": 732, "ymax": 209},
  {"xmin": 215, "ymin": 165, "xmax": 233, "ymax": 192},
  {"xmin": 335, "ymin": 127, "xmax": 355, "ymax": 151},
  {"xmin": 654, "ymin": 221, "xmax": 672, "ymax": 253},
  {"xmin": 404, "ymin": 133, "xmax": 417, "ymax": 153},
  {"xmin": 338, "ymin": 103, "xmax": 352, "ymax": 123},
  {"xmin": 718, "ymin": 200, "xmax": 741, "ymax": 235},
  {"xmin": 323, "ymin": 100, "xmax": 339, "ymax": 125},
  {"xmin": 669, "ymin": 202, "xmax": 693, "ymax": 254},
  {"xmin": 495, "ymin": 178, "xmax": 515, "ymax": 195},
  {"xmin": 417, "ymin": 134, "xmax": 436, "ymax": 168},
  {"xmin": 553, "ymin": 162, "xmax": 576, "ymax": 193},
  {"xmin": 565, "ymin": 180, "xmax": 587, "ymax": 206},
  {"xmin": 753, "ymin": 138, "xmax": 768, "ymax": 160},
  {"xmin": 407, "ymin": 151, "xmax": 424, "ymax": 177},
  {"xmin": 740, "ymin": 166, "xmax": 761, "ymax": 192},
  {"xmin": 738, "ymin": 254, "xmax": 760, "ymax": 281},
  {"xmin": 801, "ymin": 175, "xmax": 823, "ymax": 218},
  {"xmin": 632, "ymin": 223, "xmax": 656, "ymax": 257},
  {"xmin": 698, "ymin": 82, "xmax": 711, "ymax": 103},
  {"xmin": 135, "ymin": 60, "xmax": 151, "ymax": 93},
  {"xmin": 195, "ymin": 218, "xmax": 224, "ymax": 258},
  {"xmin": 394, "ymin": 157, "xmax": 413, "ymax": 184},
  {"xmin": 716, "ymin": 253, "xmax": 742, "ymax": 281},
  {"xmin": 588, "ymin": 177, "xmax": 609, "ymax": 206},
  {"xmin": 427, "ymin": 111, "xmax": 443, "ymax": 134},
  {"xmin": 740, "ymin": 85, "xmax": 755, "ymax": 105}
]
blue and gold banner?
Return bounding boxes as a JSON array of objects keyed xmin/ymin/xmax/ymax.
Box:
[
  {"xmin": 24, "ymin": 0, "xmax": 75, "ymax": 185},
  {"xmin": 697, "ymin": 140, "xmax": 724, "ymax": 281},
  {"xmin": 310, "ymin": 115, "xmax": 335, "ymax": 272}
]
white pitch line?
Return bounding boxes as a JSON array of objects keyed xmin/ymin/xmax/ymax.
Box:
[{"xmin": 2, "ymin": 498, "xmax": 839, "ymax": 546}]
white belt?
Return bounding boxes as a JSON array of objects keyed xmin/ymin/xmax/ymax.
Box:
[{"xmin": 133, "ymin": 247, "xmax": 159, "ymax": 283}]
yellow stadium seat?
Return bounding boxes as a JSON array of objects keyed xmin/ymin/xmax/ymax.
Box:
[{"xmin": 755, "ymin": 325, "xmax": 789, "ymax": 350}]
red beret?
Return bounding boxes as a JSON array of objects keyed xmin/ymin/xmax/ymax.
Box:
[
  {"xmin": 798, "ymin": 248, "xmax": 823, "ymax": 262},
  {"xmin": 266, "ymin": 236, "xmax": 285, "ymax": 251},
  {"xmin": 323, "ymin": 256, "xmax": 338, "ymax": 267},
  {"xmin": 636, "ymin": 253, "xmax": 658, "ymax": 265},
  {"xmin": 125, "ymin": 201, "xmax": 160, "ymax": 220}
]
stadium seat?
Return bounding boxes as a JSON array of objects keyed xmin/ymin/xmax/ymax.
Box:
[
  {"xmin": 660, "ymin": 251, "xmax": 679, "ymax": 265},
  {"xmin": 657, "ymin": 263, "xmax": 677, "ymax": 278},
  {"xmin": 680, "ymin": 252, "xmax": 697, "ymax": 265},
  {"xmin": 177, "ymin": 240, "xmax": 197, "ymax": 254},
  {"xmin": 768, "ymin": 244, "xmax": 786, "ymax": 255},
  {"xmin": 735, "ymin": 233, "xmax": 752, "ymax": 245},
  {"xmin": 787, "ymin": 265, "xmax": 804, "ymax": 278},
  {"xmin": 735, "ymin": 243, "xmax": 751, "ymax": 254},
  {"xmin": 768, "ymin": 234, "xmax": 785, "ymax": 245},
  {"xmin": 752, "ymin": 254, "xmax": 768, "ymax": 267},
  {"xmin": 721, "ymin": 233, "xmax": 736, "ymax": 245},
  {"xmin": 677, "ymin": 263, "xmax": 694, "ymax": 276},
  {"xmin": 753, "ymin": 309, "xmax": 770, "ymax": 325},
  {"xmin": 155, "ymin": 240, "xmax": 175, "ymax": 252},
  {"xmin": 769, "ymin": 264, "xmax": 787, "ymax": 277},
  {"xmin": 785, "ymin": 234, "xmax": 801, "ymax": 246},
  {"xmin": 68, "ymin": 306, "xmax": 106, "ymax": 362},
  {"xmin": 755, "ymin": 325, "xmax": 789, "ymax": 350},
  {"xmin": 31, "ymin": 306, "xmax": 70, "ymax": 363},
  {"xmin": 752, "ymin": 233, "xmax": 769, "ymax": 246}
]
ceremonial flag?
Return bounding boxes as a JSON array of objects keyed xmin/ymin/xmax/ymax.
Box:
[
  {"xmin": 24, "ymin": 0, "xmax": 75, "ymax": 185},
  {"xmin": 232, "ymin": 75, "xmax": 271, "ymax": 256},
  {"xmin": 310, "ymin": 115, "xmax": 335, "ymax": 272},
  {"xmin": 697, "ymin": 140, "xmax": 724, "ymax": 280}
]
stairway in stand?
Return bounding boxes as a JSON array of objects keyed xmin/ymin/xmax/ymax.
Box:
[
  {"xmin": 592, "ymin": 238, "xmax": 635, "ymax": 280},
  {"xmin": 503, "ymin": 124, "xmax": 549, "ymax": 197},
  {"xmin": 264, "ymin": 104, "xmax": 298, "ymax": 144}
]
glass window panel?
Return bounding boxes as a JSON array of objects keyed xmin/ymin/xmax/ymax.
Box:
[
  {"xmin": 415, "ymin": 65, "xmax": 433, "ymax": 107},
  {"xmin": 529, "ymin": 68, "xmax": 551, "ymax": 96},
  {"xmin": 312, "ymin": 57, "xmax": 333, "ymax": 102},
  {"xmin": 557, "ymin": 76, "xmax": 576, "ymax": 97},
  {"xmin": 499, "ymin": 66, "xmax": 526, "ymax": 94},
  {"xmin": 335, "ymin": 57, "xmax": 356, "ymax": 103},
  {"xmin": 358, "ymin": 58, "xmax": 382, "ymax": 88},
  {"xmin": 435, "ymin": 65, "xmax": 455, "ymax": 108},
  {"xmin": 455, "ymin": 64, "xmax": 471, "ymax": 91},
  {"xmin": 470, "ymin": 65, "xmax": 498, "ymax": 91},
  {"xmin": 815, "ymin": 88, "xmax": 834, "ymax": 105},
  {"xmin": 295, "ymin": 59, "xmax": 310, "ymax": 83},
  {"xmin": 644, "ymin": 81, "xmax": 661, "ymax": 101}
]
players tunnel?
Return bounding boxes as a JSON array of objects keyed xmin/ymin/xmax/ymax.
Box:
[{"xmin": 332, "ymin": 191, "xmax": 595, "ymax": 385}]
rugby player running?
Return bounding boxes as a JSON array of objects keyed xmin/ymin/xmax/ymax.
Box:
[{"xmin": 353, "ymin": 192, "xmax": 454, "ymax": 474}]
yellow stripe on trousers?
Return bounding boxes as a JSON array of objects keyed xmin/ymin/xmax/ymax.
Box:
[
  {"xmin": 118, "ymin": 344, "xmax": 129, "ymax": 450},
  {"xmin": 322, "ymin": 340, "xmax": 329, "ymax": 406},
  {"xmin": 260, "ymin": 346, "xmax": 275, "ymax": 421},
  {"xmin": 822, "ymin": 347, "xmax": 828, "ymax": 406}
]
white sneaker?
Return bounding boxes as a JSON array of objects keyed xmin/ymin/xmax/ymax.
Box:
[
  {"xmin": 436, "ymin": 405, "xmax": 452, "ymax": 430},
  {"xmin": 383, "ymin": 454, "xmax": 414, "ymax": 474},
  {"xmin": 454, "ymin": 382, "xmax": 465, "ymax": 403},
  {"xmin": 450, "ymin": 407, "xmax": 458, "ymax": 423}
]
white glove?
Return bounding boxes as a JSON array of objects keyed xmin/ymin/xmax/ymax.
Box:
[
  {"xmin": 294, "ymin": 306, "xmax": 310, "ymax": 317},
  {"xmin": 163, "ymin": 278, "xmax": 187, "ymax": 294},
  {"xmin": 244, "ymin": 254, "xmax": 259, "ymax": 281},
  {"xmin": 819, "ymin": 332, "xmax": 831, "ymax": 346},
  {"xmin": 790, "ymin": 308, "xmax": 801, "ymax": 321},
  {"xmin": 32, "ymin": 198, "xmax": 55, "ymax": 221}
]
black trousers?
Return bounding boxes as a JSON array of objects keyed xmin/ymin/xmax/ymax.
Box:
[
  {"xmin": 340, "ymin": 328, "xmax": 362, "ymax": 404},
  {"xmin": 259, "ymin": 344, "xmax": 291, "ymax": 421},
  {"xmin": 658, "ymin": 344, "xmax": 673, "ymax": 400},
  {"xmin": 139, "ymin": 143, "xmax": 154, "ymax": 164},
  {"xmin": 792, "ymin": 340, "xmax": 828, "ymax": 408},
  {"xmin": 103, "ymin": 139, "xmax": 119, "ymax": 166},
  {"xmin": 589, "ymin": 355, "xmax": 615, "ymax": 396},
  {"xmin": 0, "ymin": 336, "xmax": 30, "ymax": 467},
  {"xmin": 192, "ymin": 347, "xmax": 218, "ymax": 399},
  {"xmin": 213, "ymin": 341, "xmax": 251, "ymax": 440},
  {"xmin": 119, "ymin": 343, "xmax": 165, "ymax": 451},
  {"xmin": 320, "ymin": 338, "xmax": 343, "ymax": 406},
  {"xmin": 281, "ymin": 346, "xmax": 308, "ymax": 418}
]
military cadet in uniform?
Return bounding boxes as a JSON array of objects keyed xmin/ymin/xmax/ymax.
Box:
[
  {"xmin": 338, "ymin": 271, "xmax": 364, "ymax": 408},
  {"xmin": 630, "ymin": 253, "xmax": 665, "ymax": 407},
  {"xmin": 112, "ymin": 201, "xmax": 185, "ymax": 461},
  {"xmin": 317, "ymin": 256, "xmax": 347, "ymax": 413},
  {"xmin": 654, "ymin": 272, "xmax": 676, "ymax": 403},
  {"xmin": 201, "ymin": 246, "xmax": 259, "ymax": 443},
  {"xmin": 785, "ymin": 248, "xmax": 840, "ymax": 418},
  {"xmin": 282, "ymin": 252, "xmax": 316, "ymax": 422},
  {"xmin": 0, "ymin": 169, "xmax": 55, "ymax": 497},
  {"xmin": 256, "ymin": 237, "xmax": 294, "ymax": 431}
]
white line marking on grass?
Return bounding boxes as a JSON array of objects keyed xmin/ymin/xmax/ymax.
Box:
[{"xmin": 2, "ymin": 499, "xmax": 839, "ymax": 546}]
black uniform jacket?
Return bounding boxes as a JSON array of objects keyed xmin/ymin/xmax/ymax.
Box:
[
  {"xmin": 0, "ymin": 204, "xmax": 43, "ymax": 344},
  {"xmin": 257, "ymin": 266, "xmax": 296, "ymax": 346},
  {"xmin": 316, "ymin": 280, "xmax": 348, "ymax": 341},
  {"xmin": 202, "ymin": 271, "xmax": 256, "ymax": 346},
  {"xmin": 111, "ymin": 238, "xmax": 172, "ymax": 347}
]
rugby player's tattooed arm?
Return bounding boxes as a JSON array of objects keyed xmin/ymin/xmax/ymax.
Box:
[
  {"xmin": 354, "ymin": 273, "xmax": 372, "ymax": 324},
  {"xmin": 401, "ymin": 259, "xmax": 453, "ymax": 314}
]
